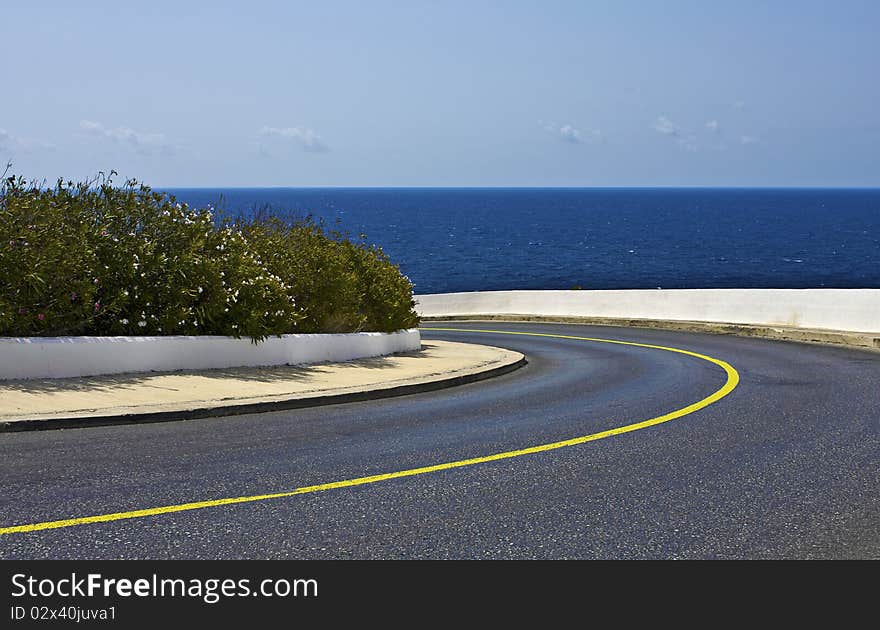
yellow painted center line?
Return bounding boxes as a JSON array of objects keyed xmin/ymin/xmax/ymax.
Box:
[{"xmin": 0, "ymin": 328, "xmax": 739, "ymax": 536}]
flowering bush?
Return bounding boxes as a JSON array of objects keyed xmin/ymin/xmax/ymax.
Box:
[
  {"xmin": 0, "ymin": 174, "xmax": 418, "ymax": 340},
  {"xmin": 240, "ymin": 215, "xmax": 418, "ymax": 334}
]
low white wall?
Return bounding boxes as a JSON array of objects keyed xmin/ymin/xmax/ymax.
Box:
[
  {"xmin": 0, "ymin": 329, "xmax": 421, "ymax": 380},
  {"xmin": 415, "ymin": 289, "xmax": 880, "ymax": 333}
]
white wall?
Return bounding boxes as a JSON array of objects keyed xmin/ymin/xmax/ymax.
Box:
[
  {"xmin": 415, "ymin": 289, "xmax": 880, "ymax": 333},
  {"xmin": 0, "ymin": 329, "xmax": 420, "ymax": 380}
]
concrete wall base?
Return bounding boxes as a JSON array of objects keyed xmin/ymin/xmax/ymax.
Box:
[
  {"xmin": 0, "ymin": 329, "xmax": 421, "ymax": 380},
  {"xmin": 415, "ymin": 289, "xmax": 880, "ymax": 334}
]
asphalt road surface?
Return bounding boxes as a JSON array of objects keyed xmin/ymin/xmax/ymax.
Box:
[{"xmin": 1, "ymin": 322, "xmax": 878, "ymax": 559}]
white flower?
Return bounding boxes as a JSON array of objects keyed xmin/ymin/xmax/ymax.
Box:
[
  {"xmin": 120, "ymin": 318, "xmax": 129, "ymax": 325},
  {"xmin": 138, "ymin": 320, "xmax": 147, "ymax": 328},
  {"xmin": 198, "ymin": 286, "xmax": 203, "ymax": 294}
]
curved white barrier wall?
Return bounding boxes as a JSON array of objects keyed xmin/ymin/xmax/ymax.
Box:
[
  {"xmin": 415, "ymin": 289, "xmax": 880, "ymax": 333},
  {"xmin": 0, "ymin": 329, "xmax": 421, "ymax": 380}
]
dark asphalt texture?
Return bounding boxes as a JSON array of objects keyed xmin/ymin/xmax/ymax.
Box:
[{"xmin": 0, "ymin": 322, "xmax": 878, "ymax": 559}]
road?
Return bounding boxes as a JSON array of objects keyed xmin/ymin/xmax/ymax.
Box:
[{"xmin": 1, "ymin": 322, "xmax": 878, "ymax": 559}]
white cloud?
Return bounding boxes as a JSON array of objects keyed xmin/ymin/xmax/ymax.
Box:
[
  {"xmin": 705, "ymin": 120, "xmax": 720, "ymax": 133},
  {"xmin": 557, "ymin": 124, "xmax": 582, "ymax": 143},
  {"xmin": 259, "ymin": 126, "xmax": 329, "ymax": 152},
  {"xmin": 79, "ymin": 120, "xmax": 174, "ymax": 155},
  {"xmin": 740, "ymin": 135, "xmax": 758, "ymax": 145},
  {"xmin": 653, "ymin": 116, "xmax": 679, "ymax": 136},
  {"xmin": 653, "ymin": 116, "xmax": 698, "ymax": 151},
  {"xmin": 0, "ymin": 128, "xmax": 54, "ymax": 153},
  {"xmin": 539, "ymin": 121, "xmax": 600, "ymax": 144}
]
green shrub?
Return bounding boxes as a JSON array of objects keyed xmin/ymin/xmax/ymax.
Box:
[
  {"xmin": 0, "ymin": 173, "xmax": 418, "ymax": 340},
  {"xmin": 240, "ymin": 215, "xmax": 418, "ymax": 334},
  {"xmin": 345, "ymin": 240, "xmax": 421, "ymax": 333}
]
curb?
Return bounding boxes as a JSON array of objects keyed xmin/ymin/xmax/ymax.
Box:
[
  {"xmin": 421, "ymin": 315, "xmax": 880, "ymax": 352},
  {"xmin": 0, "ymin": 355, "xmax": 527, "ymax": 433}
]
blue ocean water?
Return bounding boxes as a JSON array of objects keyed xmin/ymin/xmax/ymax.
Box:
[{"xmin": 165, "ymin": 188, "xmax": 880, "ymax": 294}]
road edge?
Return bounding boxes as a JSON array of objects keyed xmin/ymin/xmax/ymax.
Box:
[{"xmin": 422, "ymin": 315, "xmax": 880, "ymax": 352}]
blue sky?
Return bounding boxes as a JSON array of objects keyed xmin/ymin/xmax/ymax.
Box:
[{"xmin": 1, "ymin": 0, "xmax": 878, "ymax": 186}]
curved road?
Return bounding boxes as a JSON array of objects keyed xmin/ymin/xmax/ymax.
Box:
[{"xmin": 1, "ymin": 322, "xmax": 878, "ymax": 559}]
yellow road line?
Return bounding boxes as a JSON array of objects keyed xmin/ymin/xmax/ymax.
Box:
[{"xmin": 0, "ymin": 328, "xmax": 739, "ymax": 536}]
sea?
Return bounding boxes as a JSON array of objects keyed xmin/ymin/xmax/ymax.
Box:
[{"xmin": 164, "ymin": 188, "xmax": 880, "ymax": 295}]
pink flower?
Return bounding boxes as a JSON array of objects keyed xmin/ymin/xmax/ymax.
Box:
[
  {"xmin": 101, "ymin": 230, "xmax": 108, "ymax": 237},
  {"xmin": 70, "ymin": 292, "xmax": 78, "ymax": 301},
  {"xmin": 8, "ymin": 240, "xmax": 14, "ymax": 247},
  {"xmin": 18, "ymin": 307, "xmax": 27, "ymax": 315},
  {"xmin": 94, "ymin": 302, "xmax": 101, "ymax": 312},
  {"xmin": 38, "ymin": 313, "xmax": 45, "ymax": 321}
]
